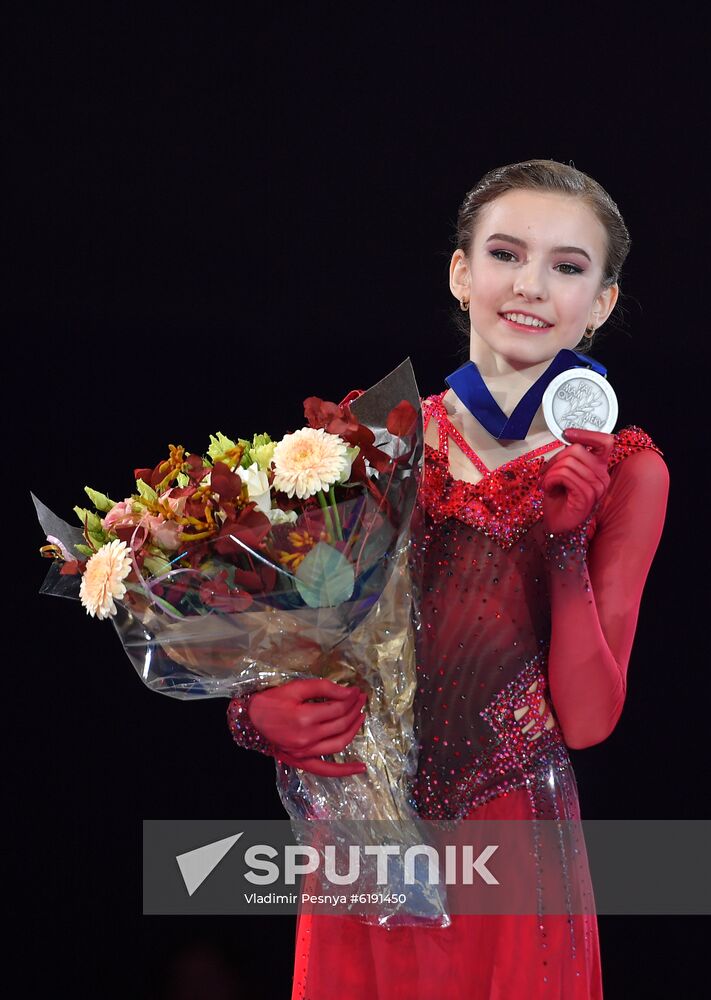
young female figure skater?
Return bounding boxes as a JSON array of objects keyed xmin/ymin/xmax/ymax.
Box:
[{"xmin": 227, "ymin": 160, "xmax": 670, "ymax": 998}]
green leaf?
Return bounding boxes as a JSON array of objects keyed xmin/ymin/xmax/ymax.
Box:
[
  {"xmin": 136, "ymin": 479, "xmax": 158, "ymax": 502},
  {"xmin": 239, "ymin": 432, "xmax": 273, "ymax": 469},
  {"xmin": 147, "ymin": 592, "xmax": 185, "ymax": 618},
  {"xmin": 73, "ymin": 503, "xmax": 109, "ymax": 551},
  {"xmin": 295, "ymin": 542, "xmax": 355, "ymax": 608},
  {"xmin": 73, "ymin": 506, "xmax": 104, "ymax": 534},
  {"xmin": 74, "ymin": 543, "xmax": 95, "ymax": 557},
  {"xmin": 208, "ymin": 432, "xmax": 238, "ymax": 462},
  {"xmin": 176, "ymin": 472, "xmax": 189, "ymax": 488},
  {"xmin": 251, "ymin": 440, "xmax": 276, "ymax": 472},
  {"xmin": 237, "ymin": 438, "xmax": 253, "ymax": 468},
  {"xmin": 143, "ymin": 554, "xmax": 172, "ymax": 577},
  {"xmin": 84, "ymin": 486, "xmax": 117, "ymax": 512},
  {"xmin": 88, "ymin": 529, "xmax": 108, "ymax": 550}
]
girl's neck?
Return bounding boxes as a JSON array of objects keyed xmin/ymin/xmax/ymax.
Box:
[{"xmin": 465, "ymin": 342, "xmax": 555, "ymax": 439}]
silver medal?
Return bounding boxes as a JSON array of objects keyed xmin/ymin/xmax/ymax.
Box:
[{"xmin": 542, "ymin": 368, "xmax": 618, "ymax": 444}]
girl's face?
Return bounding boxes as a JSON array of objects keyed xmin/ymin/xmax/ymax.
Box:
[{"xmin": 450, "ymin": 189, "xmax": 619, "ymax": 367}]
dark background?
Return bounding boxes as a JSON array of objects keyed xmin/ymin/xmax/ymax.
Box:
[{"xmin": 9, "ymin": 7, "xmax": 708, "ymax": 998}]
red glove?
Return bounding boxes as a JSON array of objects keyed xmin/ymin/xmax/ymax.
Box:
[
  {"xmin": 540, "ymin": 427, "xmax": 615, "ymax": 534},
  {"xmin": 228, "ymin": 678, "xmax": 368, "ymax": 778}
]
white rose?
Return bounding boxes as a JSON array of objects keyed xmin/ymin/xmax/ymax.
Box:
[
  {"xmin": 239, "ymin": 462, "xmax": 273, "ymax": 516},
  {"xmin": 338, "ymin": 445, "xmax": 359, "ymax": 484}
]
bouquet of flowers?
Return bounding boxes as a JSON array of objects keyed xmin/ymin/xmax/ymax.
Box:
[{"xmin": 33, "ymin": 359, "xmax": 448, "ymax": 925}]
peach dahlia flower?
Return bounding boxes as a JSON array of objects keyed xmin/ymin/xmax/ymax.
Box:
[
  {"xmin": 79, "ymin": 539, "xmax": 133, "ymax": 619},
  {"xmin": 272, "ymin": 427, "xmax": 350, "ymax": 500}
]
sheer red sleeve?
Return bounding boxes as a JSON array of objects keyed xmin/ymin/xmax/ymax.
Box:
[{"xmin": 545, "ymin": 431, "xmax": 670, "ymax": 749}]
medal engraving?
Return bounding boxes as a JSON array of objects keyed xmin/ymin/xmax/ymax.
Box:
[{"xmin": 542, "ymin": 369, "xmax": 618, "ymax": 443}]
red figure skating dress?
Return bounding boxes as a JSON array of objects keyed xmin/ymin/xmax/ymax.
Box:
[{"xmin": 289, "ymin": 390, "xmax": 669, "ymax": 999}]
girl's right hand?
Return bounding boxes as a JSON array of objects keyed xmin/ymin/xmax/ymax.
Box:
[{"xmin": 248, "ymin": 678, "xmax": 368, "ymax": 778}]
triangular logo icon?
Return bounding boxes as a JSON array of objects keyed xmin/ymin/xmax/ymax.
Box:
[{"xmin": 176, "ymin": 832, "xmax": 243, "ymax": 896}]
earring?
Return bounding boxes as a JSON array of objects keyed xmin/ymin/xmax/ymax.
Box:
[
  {"xmin": 584, "ymin": 325, "xmax": 595, "ymax": 338},
  {"xmin": 460, "ymin": 298, "xmax": 470, "ymax": 312}
]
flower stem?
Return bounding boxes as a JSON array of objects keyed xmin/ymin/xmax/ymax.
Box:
[
  {"xmin": 317, "ymin": 489, "xmax": 336, "ymax": 542},
  {"xmin": 342, "ymin": 494, "xmax": 365, "ymax": 559},
  {"xmin": 328, "ymin": 485, "xmax": 343, "ymax": 540}
]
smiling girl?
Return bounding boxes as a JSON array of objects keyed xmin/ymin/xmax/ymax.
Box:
[{"xmin": 228, "ymin": 159, "xmax": 670, "ymax": 998}]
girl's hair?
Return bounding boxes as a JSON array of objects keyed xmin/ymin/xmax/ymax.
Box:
[{"xmin": 451, "ymin": 159, "xmax": 631, "ymax": 355}]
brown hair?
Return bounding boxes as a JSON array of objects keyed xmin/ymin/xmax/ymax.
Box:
[{"xmin": 450, "ymin": 159, "xmax": 631, "ymax": 355}]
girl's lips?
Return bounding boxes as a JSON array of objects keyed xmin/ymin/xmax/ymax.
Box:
[{"xmin": 498, "ymin": 313, "xmax": 553, "ymax": 333}]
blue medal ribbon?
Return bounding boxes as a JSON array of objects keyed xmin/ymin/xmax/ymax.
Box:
[{"xmin": 445, "ymin": 349, "xmax": 607, "ymax": 441}]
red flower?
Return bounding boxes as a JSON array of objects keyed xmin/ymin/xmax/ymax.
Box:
[
  {"xmin": 303, "ymin": 396, "xmax": 342, "ymax": 430},
  {"xmin": 339, "ymin": 389, "xmax": 365, "ymax": 408},
  {"xmin": 386, "ymin": 400, "xmax": 417, "ymax": 437},
  {"xmin": 213, "ymin": 504, "xmax": 272, "ymax": 558},
  {"xmin": 303, "ymin": 396, "xmax": 361, "ymax": 440},
  {"xmin": 210, "ymin": 461, "xmax": 242, "ymax": 503},
  {"xmin": 133, "ymin": 460, "xmax": 166, "ymax": 490},
  {"xmin": 198, "ymin": 571, "xmax": 253, "ymax": 612},
  {"xmin": 185, "ymin": 453, "xmax": 209, "ymax": 483}
]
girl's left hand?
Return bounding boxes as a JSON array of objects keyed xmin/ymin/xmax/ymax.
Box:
[{"xmin": 540, "ymin": 428, "xmax": 615, "ymax": 534}]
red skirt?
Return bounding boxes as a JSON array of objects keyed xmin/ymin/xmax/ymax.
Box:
[{"xmin": 291, "ymin": 787, "xmax": 603, "ymax": 999}]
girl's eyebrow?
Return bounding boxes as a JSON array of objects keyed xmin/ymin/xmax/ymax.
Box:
[{"xmin": 485, "ymin": 233, "xmax": 592, "ymax": 263}]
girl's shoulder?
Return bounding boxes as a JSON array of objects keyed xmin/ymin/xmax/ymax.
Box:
[
  {"xmin": 597, "ymin": 427, "xmax": 669, "ymax": 529},
  {"xmin": 608, "ymin": 425, "xmax": 666, "ymax": 473}
]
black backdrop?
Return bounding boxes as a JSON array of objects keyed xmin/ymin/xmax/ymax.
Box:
[{"xmin": 9, "ymin": 8, "xmax": 708, "ymax": 998}]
